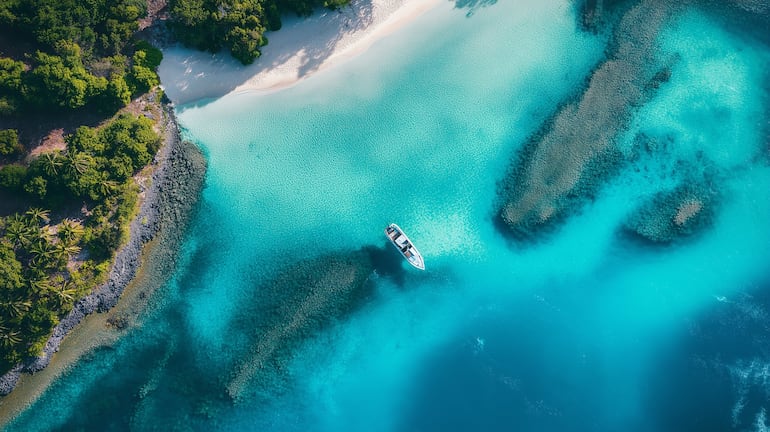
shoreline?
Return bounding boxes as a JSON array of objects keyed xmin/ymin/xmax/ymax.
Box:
[
  {"xmin": 159, "ymin": 0, "xmax": 442, "ymax": 104},
  {"xmin": 231, "ymin": 0, "xmax": 442, "ymax": 94},
  {"xmin": 0, "ymin": 100, "xmax": 207, "ymax": 424},
  {"xmin": 0, "ymin": 0, "xmax": 440, "ymax": 421}
]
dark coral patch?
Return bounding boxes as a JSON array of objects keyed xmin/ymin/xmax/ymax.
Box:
[
  {"xmin": 226, "ymin": 249, "xmax": 376, "ymax": 400},
  {"xmin": 624, "ymin": 180, "xmax": 717, "ymax": 244},
  {"xmin": 496, "ymin": 0, "xmax": 676, "ymax": 242}
]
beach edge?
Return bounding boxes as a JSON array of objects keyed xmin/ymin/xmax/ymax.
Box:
[{"xmin": 0, "ymin": 99, "xmax": 207, "ymax": 423}]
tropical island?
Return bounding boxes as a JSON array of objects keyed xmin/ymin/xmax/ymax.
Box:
[{"xmin": 0, "ymin": 0, "xmax": 351, "ymax": 393}]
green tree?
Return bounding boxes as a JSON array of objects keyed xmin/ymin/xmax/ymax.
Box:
[
  {"xmin": 0, "ymin": 165, "xmax": 27, "ymax": 192},
  {"xmin": 0, "ymin": 241, "xmax": 25, "ymax": 292},
  {"xmin": 0, "ymin": 58, "xmax": 23, "ymax": 92},
  {"xmin": 0, "ymin": 58, "xmax": 23, "ymax": 115},
  {"xmin": 106, "ymin": 154, "xmax": 135, "ymax": 181},
  {"xmin": 23, "ymin": 176, "xmax": 48, "ymax": 201},
  {"xmin": 26, "ymin": 51, "xmax": 90, "ymax": 109},
  {"xmin": 0, "ymin": 129, "xmax": 22, "ymax": 156},
  {"xmin": 67, "ymin": 126, "xmax": 103, "ymax": 154},
  {"xmin": 101, "ymin": 74, "xmax": 132, "ymax": 111},
  {"xmin": 227, "ymin": 26, "xmax": 265, "ymax": 65},
  {"xmin": 101, "ymin": 114, "xmax": 159, "ymax": 171},
  {"xmin": 128, "ymin": 64, "xmax": 159, "ymax": 94},
  {"xmin": 134, "ymin": 41, "xmax": 163, "ymax": 70}
]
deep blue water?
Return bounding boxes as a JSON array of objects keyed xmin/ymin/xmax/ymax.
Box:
[{"xmin": 6, "ymin": 1, "xmax": 770, "ymax": 431}]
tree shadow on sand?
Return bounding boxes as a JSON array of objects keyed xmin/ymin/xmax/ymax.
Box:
[
  {"xmin": 453, "ymin": 0, "xmax": 498, "ymax": 17},
  {"xmin": 162, "ymin": 0, "xmax": 374, "ymax": 107},
  {"xmin": 294, "ymin": 0, "xmax": 375, "ymax": 78}
]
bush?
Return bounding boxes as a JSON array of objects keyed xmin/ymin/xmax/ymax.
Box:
[
  {"xmin": 23, "ymin": 176, "xmax": 48, "ymax": 200},
  {"xmin": 128, "ymin": 64, "xmax": 159, "ymax": 94},
  {"xmin": 0, "ymin": 129, "xmax": 21, "ymax": 156},
  {"xmin": 95, "ymin": 74, "xmax": 132, "ymax": 112},
  {"xmin": 0, "ymin": 165, "xmax": 27, "ymax": 192},
  {"xmin": 134, "ymin": 41, "xmax": 163, "ymax": 70}
]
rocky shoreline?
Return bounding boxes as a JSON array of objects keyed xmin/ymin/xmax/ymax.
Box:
[{"xmin": 0, "ymin": 102, "xmax": 207, "ymax": 396}]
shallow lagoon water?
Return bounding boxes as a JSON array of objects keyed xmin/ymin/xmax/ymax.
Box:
[{"xmin": 7, "ymin": 1, "xmax": 770, "ymax": 431}]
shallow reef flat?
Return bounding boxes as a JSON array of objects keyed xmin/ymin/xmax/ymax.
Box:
[
  {"xmin": 496, "ymin": 0, "xmax": 770, "ymax": 243},
  {"xmin": 496, "ymin": 0, "xmax": 675, "ymax": 240},
  {"xmin": 624, "ymin": 180, "xmax": 716, "ymax": 244},
  {"xmin": 225, "ymin": 249, "xmax": 375, "ymax": 400}
]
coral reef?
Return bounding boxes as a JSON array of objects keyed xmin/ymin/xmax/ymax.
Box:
[
  {"xmin": 496, "ymin": 0, "xmax": 676, "ymax": 241},
  {"xmin": 226, "ymin": 249, "xmax": 376, "ymax": 400},
  {"xmin": 576, "ymin": 0, "xmax": 630, "ymax": 33},
  {"xmin": 624, "ymin": 180, "xmax": 716, "ymax": 244}
]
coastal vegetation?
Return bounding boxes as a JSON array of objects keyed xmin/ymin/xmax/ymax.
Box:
[
  {"xmin": 0, "ymin": 114, "xmax": 161, "ymax": 372},
  {"xmin": 168, "ymin": 0, "xmax": 349, "ymax": 65},
  {"xmin": 0, "ymin": 0, "xmax": 164, "ymax": 374},
  {"xmin": 0, "ymin": 0, "xmax": 161, "ymax": 116}
]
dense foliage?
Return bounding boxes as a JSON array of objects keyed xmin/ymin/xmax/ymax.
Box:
[
  {"xmin": 168, "ymin": 0, "xmax": 349, "ymax": 65},
  {"xmin": 0, "ymin": 129, "xmax": 21, "ymax": 156},
  {"xmin": 0, "ymin": 0, "xmax": 162, "ymax": 115},
  {"xmin": 0, "ymin": 114, "xmax": 159, "ymax": 372},
  {"xmin": 0, "ymin": 0, "xmax": 167, "ymax": 376}
]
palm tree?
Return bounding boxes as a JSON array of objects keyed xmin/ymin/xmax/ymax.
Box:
[
  {"xmin": 0, "ymin": 328, "xmax": 21, "ymax": 348},
  {"xmin": 51, "ymin": 242, "xmax": 79, "ymax": 269},
  {"xmin": 5, "ymin": 214, "xmax": 38, "ymax": 250},
  {"xmin": 58, "ymin": 219, "xmax": 85, "ymax": 244},
  {"xmin": 25, "ymin": 207, "xmax": 51, "ymax": 226},
  {"xmin": 65, "ymin": 151, "xmax": 93, "ymax": 177},
  {"xmin": 0, "ymin": 295, "xmax": 31, "ymax": 318},
  {"xmin": 56, "ymin": 241, "xmax": 81, "ymax": 257},
  {"xmin": 29, "ymin": 239, "xmax": 54, "ymax": 267},
  {"xmin": 41, "ymin": 152, "xmax": 64, "ymax": 176},
  {"xmin": 96, "ymin": 179, "xmax": 120, "ymax": 198},
  {"xmin": 4, "ymin": 218, "xmax": 27, "ymax": 248},
  {"xmin": 49, "ymin": 276, "xmax": 77, "ymax": 307},
  {"xmin": 29, "ymin": 277, "xmax": 53, "ymax": 297}
]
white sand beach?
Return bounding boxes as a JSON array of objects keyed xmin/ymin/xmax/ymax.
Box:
[{"xmin": 158, "ymin": 0, "xmax": 442, "ymax": 104}]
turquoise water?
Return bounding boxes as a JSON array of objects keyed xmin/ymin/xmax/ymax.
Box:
[{"xmin": 7, "ymin": 1, "xmax": 770, "ymax": 431}]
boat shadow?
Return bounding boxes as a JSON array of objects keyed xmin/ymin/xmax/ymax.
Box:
[{"xmin": 362, "ymin": 244, "xmax": 410, "ymax": 287}]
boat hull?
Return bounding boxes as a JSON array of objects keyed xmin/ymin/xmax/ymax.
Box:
[{"xmin": 385, "ymin": 223, "xmax": 425, "ymax": 270}]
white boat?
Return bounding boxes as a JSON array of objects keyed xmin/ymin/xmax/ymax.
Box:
[{"xmin": 385, "ymin": 223, "xmax": 425, "ymax": 270}]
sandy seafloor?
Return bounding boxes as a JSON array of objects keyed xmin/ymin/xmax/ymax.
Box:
[{"xmin": 5, "ymin": 0, "xmax": 770, "ymax": 430}]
